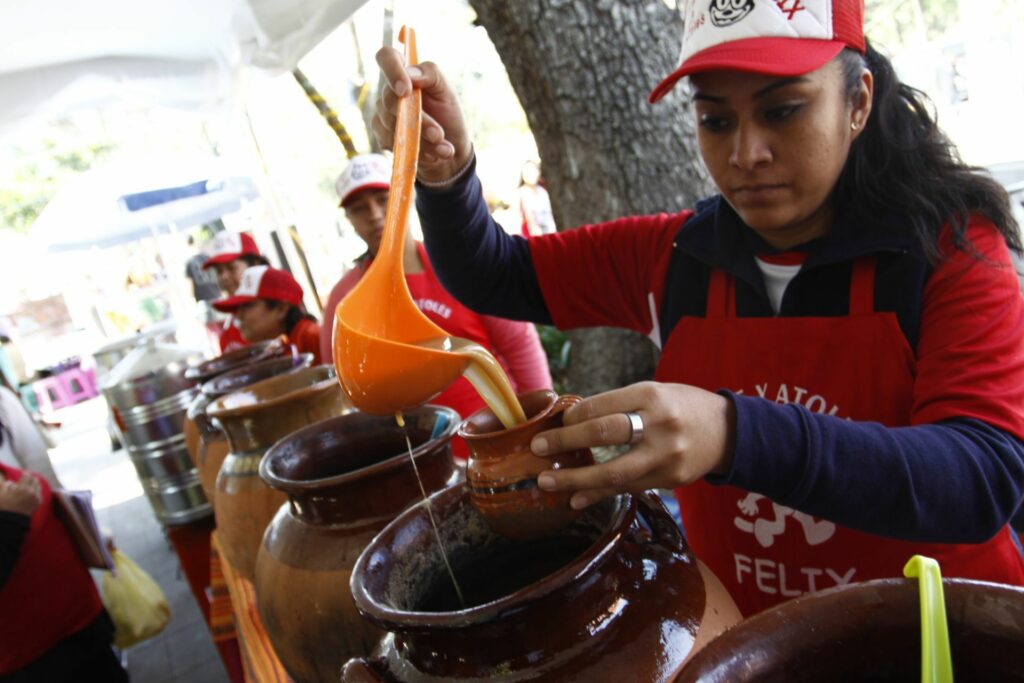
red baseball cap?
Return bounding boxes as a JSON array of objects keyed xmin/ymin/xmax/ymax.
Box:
[
  {"xmin": 213, "ymin": 265, "xmax": 304, "ymax": 312},
  {"xmin": 202, "ymin": 231, "xmax": 262, "ymax": 269},
  {"xmin": 335, "ymin": 153, "xmax": 392, "ymax": 207},
  {"xmin": 649, "ymin": 0, "xmax": 866, "ymax": 103}
]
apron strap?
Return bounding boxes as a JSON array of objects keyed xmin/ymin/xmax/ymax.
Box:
[
  {"xmin": 849, "ymin": 257, "xmax": 876, "ymax": 316},
  {"xmin": 707, "ymin": 268, "xmax": 736, "ymax": 319}
]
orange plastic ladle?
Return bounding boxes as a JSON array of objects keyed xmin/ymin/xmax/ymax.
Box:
[{"xmin": 333, "ymin": 26, "xmax": 470, "ymax": 415}]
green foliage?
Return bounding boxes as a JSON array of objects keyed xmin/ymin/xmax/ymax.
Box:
[
  {"xmin": 536, "ymin": 324, "xmax": 571, "ymax": 394},
  {"xmin": 866, "ymin": 0, "xmax": 960, "ymax": 45},
  {"xmin": 0, "ymin": 129, "xmax": 117, "ymax": 234}
]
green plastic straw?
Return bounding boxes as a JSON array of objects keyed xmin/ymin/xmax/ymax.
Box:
[{"xmin": 903, "ymin": 555, "xmax": 954, "ymax": 683}]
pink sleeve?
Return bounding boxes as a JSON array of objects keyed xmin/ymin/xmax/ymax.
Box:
[
  {"xmin": 320, "ymin": 267, "xmax": 364, "ymax": 364},
  {"xmin": 482, "ymin": 316, "xmax": 553, "ymax": 392}
]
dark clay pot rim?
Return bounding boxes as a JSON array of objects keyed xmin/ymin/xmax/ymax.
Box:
[
  {"xmin": 258, "ymin": 404, "xmax": 461, "ymax": 492},
  {"xmin": 183, "ymin": 340, "xmax": 286, "ymax": 381},
  {"xmin": 205, "ymin": 365, "xmax": 340, "ymax": 419},
  {"xmin": 674, "ymin": 577, "xmax": 1024, "ymax": 681},
  {"xmin": 350, "ymin": 485, "xmax": 634, "ymax": 628},
  {"xmin": 200, "ymin": 352, "xmax": 313, "ymax": 398}
]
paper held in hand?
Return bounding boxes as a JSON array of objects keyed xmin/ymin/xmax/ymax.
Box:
[{"xmin": 53, "ymin": 489, "xmax": 116, "ymax": 570}]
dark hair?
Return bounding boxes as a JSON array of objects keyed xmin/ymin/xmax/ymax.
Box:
[
  {"xmin": 835, "ymin": 43, "xmax": 1021, "ymax": 262},
  {"xmin": 240, "ymin": 254, "xmax": 270, "ymax": 267},
  {"xmin": 282, "ymin": 304, "xmax": 316, "ymax": 335}
]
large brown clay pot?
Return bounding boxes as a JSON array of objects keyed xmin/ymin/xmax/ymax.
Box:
[
  {"xmin": 207, "ymin": 365, "xmax": 349, "ymax": 580},
  {"xmin": 674, "ymin": 578, "xmax": 1024, "ymax": 682},
  {"xmin": 342, "ymin": 486, "xmax": 740, "ymax": 682},
  {"xmin": 255, "ymin": 405, "xmax": 462, "ymax": 683},
  {"xmin": 182, "ymin": 341, "xmax": 293, "ymax": 467},
  {"xmin": 188, "ymin": 353, "xmax": 313, "ymax": 501},
  {"xmin": 460, "ymin": 389, "xmax": 593, "ymax": 539}
]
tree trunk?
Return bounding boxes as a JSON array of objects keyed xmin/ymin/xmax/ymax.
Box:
[{"xmin": 468, "ymin": 0, "xmax": 712, "ymax": 396}]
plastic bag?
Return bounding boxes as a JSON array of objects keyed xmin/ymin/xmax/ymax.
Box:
[{"xmin": 101, "ymin": 549, "xmax": 171, "ymax": 649}]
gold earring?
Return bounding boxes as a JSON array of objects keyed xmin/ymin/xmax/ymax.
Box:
[{"xmin": 851, "ymin": 121, "xmax": 859, "ymax": 131}]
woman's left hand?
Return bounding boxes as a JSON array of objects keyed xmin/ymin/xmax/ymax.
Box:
[{"xmin": 532, "ymin": 382, "xmax": 736, "ymax": 509}]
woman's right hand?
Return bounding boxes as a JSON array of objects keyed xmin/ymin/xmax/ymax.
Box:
[
  {"xmin": 0, "ymin": 473, "xmax": 42, "ymax": 516},
  {"xmin": 373, "ymin": 46, "xmax": 474, "ymax": 184}
]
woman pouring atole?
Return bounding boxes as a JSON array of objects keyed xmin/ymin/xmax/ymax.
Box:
[{"xmin": 373, "ymin": 0, "xmax": 1024, "ymax": 617}]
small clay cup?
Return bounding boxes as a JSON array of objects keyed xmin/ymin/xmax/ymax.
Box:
[{"xmin": 459, "ymin": 389, "xmax": 593, "ymax": 539}]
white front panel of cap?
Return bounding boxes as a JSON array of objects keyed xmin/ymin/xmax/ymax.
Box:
[
  {"xmin": 236, "ymin": 265, "xmax": 268, "ymax": 297},
  {"xmin": 680, "ymin": 0, "xmax": 834, "ymax": 63},
  {"xmin": 211, "ymin": 232, "xmax": 243, "ymax": 255}
]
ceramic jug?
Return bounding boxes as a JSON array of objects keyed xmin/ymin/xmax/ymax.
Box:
[
  {"xmin": 207, "ymin": 365, "xmax": 348, "ymax": 580},
  {"xmin": 182, "ymin": 341, "xmax": 292, "ymax": 465},
  {"xmin": 459, "ymin": 389, "xmax": 593, "ymax": 539},
  {"xmin": 255, "ymin": 405, "xmax": 461, "ymax": 683},
  {"xmin": 342, "ymin": 486, "xmax": 740, "ymax": 682},
  {"xmin": 187, "ymin": 353, "xmax": 313, "ymax": 501}
]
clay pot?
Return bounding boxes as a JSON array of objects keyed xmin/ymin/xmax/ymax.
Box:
[
  {"xmin": 187, "ymin": 354, "xmax": 314, "ymax": 501},
  {"xmin": 183, "ymin": 339, "xmax": 289, "ymax": 383},
  {"xmin": 255, "ymin": 405, "xmax": 462, "ymax": 683},
  {"xmin": 182, "ymin": 341, "xmax": 294, "ymax": 466},
  {"xmin": 674, "ymin": 578, "xmax": 1024, "ymax": 682},
  {"xmin": 207, "ymin": 365, "xmax": 349, "ymax": 580},
  {"xmin": 459, "ymin": 389, "xmax": 593, "ymax": 539},
  {"xmin": 342, "ymin": 487, "xmax": 740, "ymax": 682}
]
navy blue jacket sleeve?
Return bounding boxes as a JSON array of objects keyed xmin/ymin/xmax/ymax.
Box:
[
  {"xmin": 0, "ymin": 510, "xmax": 30, "ymax": 588},
  {"xmin": 415, "ymin": 159, "xmax": 552, "ymax": 324},
  {"xmin": 718, "ymin": 393, "xmax": 1024, "ymax": 543}
]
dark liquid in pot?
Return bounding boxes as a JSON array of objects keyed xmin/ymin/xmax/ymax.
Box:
[{"xmin": 416, "ymin": 535, "xmax": 593, "ymax": 611}]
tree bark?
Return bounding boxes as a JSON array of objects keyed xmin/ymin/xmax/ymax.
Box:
[{"xmin": 468, "ymin": 0, "xmax": 712, "ymax": 396}]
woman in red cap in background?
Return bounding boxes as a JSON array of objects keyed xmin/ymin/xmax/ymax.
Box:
[
  {"xmin": 202, "ymin": 231, "xmax": 270, "ymax": 352},
  {"xmin": 375, "ymin": 0, "xmax": 1024, "ymax": 616},
  {"xmin": 213, "ymin": 265, "xmax": 322, "ymax": 364}
]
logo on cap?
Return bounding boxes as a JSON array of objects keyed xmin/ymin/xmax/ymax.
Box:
[
  {"xmin": 236, "ymin": 265, "xmax": 267, "ymax": 297},
  {"xmin": 350, "ymin": 162, "xmax": 371, "ymax": 181},
  {"xmin": 710, "ymin": 0, "xmax": 755, "ymax": 27}
]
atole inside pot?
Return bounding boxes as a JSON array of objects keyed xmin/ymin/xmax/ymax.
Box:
[{"xmin": 344, "ymin": 486, "xmax": 739, "ymax": 682}]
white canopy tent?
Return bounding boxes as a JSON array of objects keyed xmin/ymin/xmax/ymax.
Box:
[
  {"xmin": 0, "ymin": 0, "xmax": 370, "ymax": 136},
  {"xmin": 28, "ymin": 157, "xmax": 261, "ymax": 253}
]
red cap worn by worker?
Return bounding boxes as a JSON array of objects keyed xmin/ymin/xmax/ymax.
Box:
[
  {"xmin": 335, "ymin": 153, "xmax": 392, "ymax": 207},
  {"xmin": 212, "ymin": 265, "xmax": 303, "ymax": 312},
  {"xmin": 202, "ymin": 231, "xmax": 262, "ymax": 269},
  {"xmin": 649, "ymin": 0, "xmax": 866, "ymax": 103}
]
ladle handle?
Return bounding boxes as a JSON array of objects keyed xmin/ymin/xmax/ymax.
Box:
[
  {"xmin": 374, "ymin": 26, "xmax": 422, "ymax": 286},
  {"xmin": 634, "ymin": 491, "xmax": 685, "ymax": 553}
]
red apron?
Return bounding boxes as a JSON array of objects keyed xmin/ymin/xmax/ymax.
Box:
[
  {"xmin": 659, "ymin": 259, "xmax": 1024, "ymax": 616},
  {"xmin": 219, "ymin": 317, "xmax": 248, "ymax": 353}
]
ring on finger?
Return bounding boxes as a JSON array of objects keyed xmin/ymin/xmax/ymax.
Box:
[{"xmin": 624, "ymin": 411, "xmax": 644, "ymax": 445}]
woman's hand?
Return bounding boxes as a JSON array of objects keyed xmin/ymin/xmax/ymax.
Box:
[
  {"xmin": 373, "ymin": 46, "xmax": 474, "ymax": 184},
  {"xmin": 0, "ymin": 473, "xmax": 42, "ymax": 516},
  {"xmin": 533, "ymin": 382, "xmax": 737, "ymax": 509}
]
